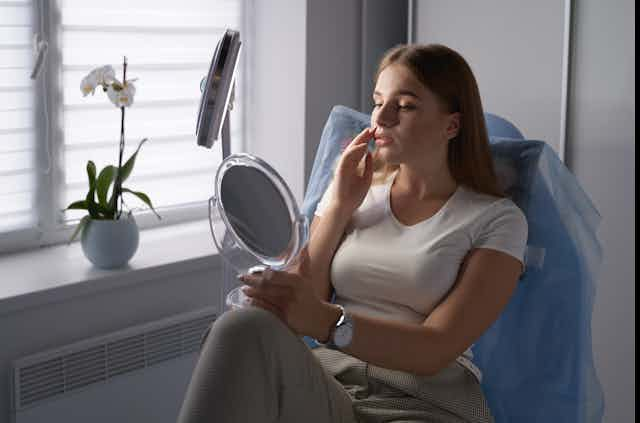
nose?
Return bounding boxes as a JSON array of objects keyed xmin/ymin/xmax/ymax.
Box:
[{"xmin": 372, "ymin": 103, "xmax": 398, "ymax": 128}]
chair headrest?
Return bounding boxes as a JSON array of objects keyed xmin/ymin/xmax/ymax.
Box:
[{"xmin": 484, "ymin": 112, "xmax": 524, "ymax": 139}]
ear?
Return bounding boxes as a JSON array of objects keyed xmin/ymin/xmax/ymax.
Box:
[{"xmin": 445, "ymin": 112, "xmax": 461, "ymax": 141}]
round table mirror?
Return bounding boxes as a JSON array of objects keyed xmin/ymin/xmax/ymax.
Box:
[{"xmin": 208, "ymin": 153, "xmax": 309, "ymax": 309}]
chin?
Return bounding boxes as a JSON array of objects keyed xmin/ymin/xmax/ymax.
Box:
[{"xmin": 376, "ymin": 147, "xmax": 401, "ymax": 166}]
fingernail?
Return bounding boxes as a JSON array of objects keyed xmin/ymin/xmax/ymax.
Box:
[{"xmin": 263, "ymin": 268, "xmax": 273, "ymax": 280}]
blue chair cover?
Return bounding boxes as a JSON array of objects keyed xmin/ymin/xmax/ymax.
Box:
[
  {"xmin": 301, "ymin": 105, "xmax": 605, "ymax": 422},
  {"xmin": 484, "ymin": 112, "xmax": 525, "ymax": 139}
]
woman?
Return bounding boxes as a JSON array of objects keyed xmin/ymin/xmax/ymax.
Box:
[{"xmin": 177, "ymin": 44, "xmax": 527, "ymax": 423}]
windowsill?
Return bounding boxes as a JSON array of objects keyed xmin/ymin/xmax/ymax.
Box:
[{"xmin": 0, "ymin": 219, "xmax": 221, "ymax": 316}]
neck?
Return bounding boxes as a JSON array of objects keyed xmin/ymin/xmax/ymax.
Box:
[{"xmin": 394, "ymin": 163, "xmax": 458, "ymax": 201}]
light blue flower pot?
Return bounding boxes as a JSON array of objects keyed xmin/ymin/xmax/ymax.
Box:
[{"xmin": 81, "ymin": 215, "xmax": 139, "ymax": 269}]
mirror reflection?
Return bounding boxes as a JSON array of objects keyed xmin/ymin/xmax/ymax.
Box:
[{"xmin": 220, "ymin": 165, "xmax": 292, "ymax": 258}]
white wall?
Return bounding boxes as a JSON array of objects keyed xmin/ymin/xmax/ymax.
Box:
[
  {"xmin": 568, "ymin": 1, "xmax": 635, "ymax": 422},
  {"xmin": 415, "ymin": 2, "xmax": 635, "ymax": 422},
  {"xmin": 414, "ymin": 0, "xmax": 567, "ymax": 154},
  {"xmin": 245, "ymin": 0, "xmax": 307, "ymax": 206}
]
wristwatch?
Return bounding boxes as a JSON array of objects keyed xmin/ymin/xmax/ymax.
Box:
[{"xmin": 320, "ymin": 304, "xmax": 354, "ymax": 349}]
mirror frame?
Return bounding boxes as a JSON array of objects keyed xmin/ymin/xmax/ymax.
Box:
[
  {"xmin": 196, "ymin": 29, "xmax": 241, "ymax": 149},
  {"xmin": 211, "ymin": 153, "xmax": 309, "ymax": 271}
]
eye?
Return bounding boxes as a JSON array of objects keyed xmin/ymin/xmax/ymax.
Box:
[{"xmin": 398, "ymin": 104, "xmax": 416, "ymax": 110}]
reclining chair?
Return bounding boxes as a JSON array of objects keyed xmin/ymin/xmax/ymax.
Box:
[{"xmin": 300, "ymin": 105, "xmax": 605, "ymax": 423}]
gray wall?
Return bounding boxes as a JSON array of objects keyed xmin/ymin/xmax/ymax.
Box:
[
  {"xmin": 304, "ymin": 0, "xmax": 362, "ymax": 190},
  {"xmin": 414, "ymin": 0, "xmax": 567, "ymax": 155},
  {"xmin": 304, "ymin": 0, "xmax": 408, "ymax": 191},
  {"xmin": 415, "ymin": 1, "xmax": 635, "ymax": 422},
  {"xmin": 567, "ymin": 1, "xmax": 635, "ymax": 422},
  {"xmin": 0, "ymin": 258, "xmax": 222, "ymax": 423}
]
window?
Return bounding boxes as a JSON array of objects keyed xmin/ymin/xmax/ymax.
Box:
[
  {"xmin": 1, "ymin": 0, "xmax": 37, "ymax": 234},
  {"xmin": 0, "ymin": 0, "xmax": 247, "ymax": 254}
]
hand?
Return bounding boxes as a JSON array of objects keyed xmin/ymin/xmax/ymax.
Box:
[
  {"xmin": 330, "ymin": 127, "xmax": 375, "ymax": 216},
  {"xmin": 238, "ymin": 246, "xmax": 335, "ymax": 339}
]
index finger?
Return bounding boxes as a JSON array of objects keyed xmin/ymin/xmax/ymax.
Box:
[
  {"xmin": 239, "ymin": 270, "xmax": 294, "ymax": 288},
  {"xmin": 347, "ymin": 127, "xmax": 375, "ymax": 148}
]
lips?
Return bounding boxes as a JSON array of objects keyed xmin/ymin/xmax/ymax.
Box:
[
  {"xmin": 374, "ymin": 135, "xmax": 394, "ymax": 146},
  {"xmin": 375, "ymin": 139, "xmax": 393, "ymax": 147}
]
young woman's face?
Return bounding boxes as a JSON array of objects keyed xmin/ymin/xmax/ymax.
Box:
[{"xmin": 371, "ymin": 64, "xmax": 459, "ymax": 166}]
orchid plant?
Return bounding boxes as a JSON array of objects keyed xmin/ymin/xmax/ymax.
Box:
[{"xmin": 66, "ymin": 57, "xmax": 160, "ymax": 242}]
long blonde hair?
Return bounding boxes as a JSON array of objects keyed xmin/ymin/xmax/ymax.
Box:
[{"xmin": 370, "ymin": 44, "xmax": 504, "ymax": 198}]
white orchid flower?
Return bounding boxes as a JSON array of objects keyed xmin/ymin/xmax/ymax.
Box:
[
  {"xmin": 94, "ymin": 65, "xmax": 116, "ymax": 86},
  {"xmin": 107, "ymin": 80, "xmax": 136, "ymax": 107},
  {"xmin": 80, "ymin": 65, "xmax": 116, "ymax": 96},
  {"xmin": 80, "ymin": 74, "xmax": 98, "ymax": 96}
]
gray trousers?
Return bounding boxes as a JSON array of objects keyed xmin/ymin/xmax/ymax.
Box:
[
  {"xmin": 177, "ymin": 306, "xmax": 357, "ymax": 423},
  {"xmin": 177, "ymin": 306, "xmax": 493, "ymax": 423}
]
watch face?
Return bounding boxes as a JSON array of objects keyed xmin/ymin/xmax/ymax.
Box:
[{"xmin": 334, "ymin": 322, "xmax": 353, "ymax": 348}]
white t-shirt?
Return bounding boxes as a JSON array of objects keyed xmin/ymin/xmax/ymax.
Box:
[{"xmin": 314, "ymin": 169, "xmax": 528, "ymax": 381}]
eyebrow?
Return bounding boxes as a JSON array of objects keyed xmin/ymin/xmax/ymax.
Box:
[{"xmin": 373, "ymin": 90, "xmax": 420, "ymax": 100}]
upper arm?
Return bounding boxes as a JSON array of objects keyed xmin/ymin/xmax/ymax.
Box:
[{"xmin": 422, "ymin": 248, "xmax": 522, "ymax": 369}]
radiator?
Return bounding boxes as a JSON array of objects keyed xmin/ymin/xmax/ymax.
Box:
[{"xmin": 10, "ymin": 307, "xmax": 217, "ymax": 423}]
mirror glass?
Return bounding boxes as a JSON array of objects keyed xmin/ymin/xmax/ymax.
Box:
[{"xmin": 220, "ymin": 166, "xmax": 292, "ymax": 258}]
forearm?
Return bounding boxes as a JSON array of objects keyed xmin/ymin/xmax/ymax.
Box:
[
  {"xmin": 312, "ymin": 303, "xmax": 455, "ymax": 377},
  {"xmin": 307, "ymin": 206, "xmax": 352, "ymax": 301}
]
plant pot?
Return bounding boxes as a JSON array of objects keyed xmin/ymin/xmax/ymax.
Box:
[{"xmin": 81, "ymin": 215, "xmax": 139, "ymax": 269}]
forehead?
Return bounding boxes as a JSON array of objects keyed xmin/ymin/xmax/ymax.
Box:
[{"xmin": 374, "ymin": 64, "xmax": 427, "ymax": 97}]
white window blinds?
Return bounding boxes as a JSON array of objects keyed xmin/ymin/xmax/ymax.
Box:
[
  {"xmin": 0, "ymin": 0, "xmax": 37, "ymax": 233},
  {"xmin": 60, "ymin": 0, "xmax": 243, "ymax": 221}
]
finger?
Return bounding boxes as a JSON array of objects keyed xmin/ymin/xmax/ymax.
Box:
[
  {"xmin": 241, "ymin": 282, "xmax": 288, "ymax": 306},
  {"xmin": 357, "ymin": 149, "xmax": 371, "ymax": 177},
  {"xmin": 364, "ymin": 148, "xmax": 373, "ymax": 178},
  {"xmin": 286, "ymin": 245, "xmax": 310, "ymax": 276},
  {"xmin": 345, "ymin": 127, "xmax": 374, "ymax": 151},
  {"xmin": 297, "ymin": 245, "xmax": 311, "ymax": 276},
  {"xmin": 342, "ymin": 143, "xmax": 371, "ymax": 166},
  {"xmin": 247, "ymin": 296, "xmax": 285, "ymax": 320},
  {"xmin": 242, "ymin": 284, "xmax": 293, "ymax": 304},
  {"xmin": 239, "ymin": 271, "xmax": 292, "ymax": 289}
]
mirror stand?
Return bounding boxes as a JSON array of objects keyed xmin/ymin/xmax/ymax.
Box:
[{"xmin": 221, "ymin": 112, "xmax": 230, "ymax": 159}]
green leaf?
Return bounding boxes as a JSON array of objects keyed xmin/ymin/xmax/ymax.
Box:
[
  {"xmin": 86, "ymin": 161, "xmax": 97, "ymax": 191},
  {"xmin": 96, "ymin": 165, "xmax": 117, "ymax": 210},
  {"xmin": 65, "ymin": 200, "xmax": 88, "ymax": 210},
  {"xmin": 68, "ymin": 215, "xmax": 90, "ymax": 244},
  {"xmin": 122, "ymin": 187, "xmax": 161, "ymax": 219},
  {"xmin": 119, "ymin": 138, "xmax": 148, "ymax": 184},
  {"xmin": 107, "ymin": 168, "xmax": 119, "ymax": 214},
  {"xmin": 86, "ymin": 187, "xmax": 100, "ymax": 219}
]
